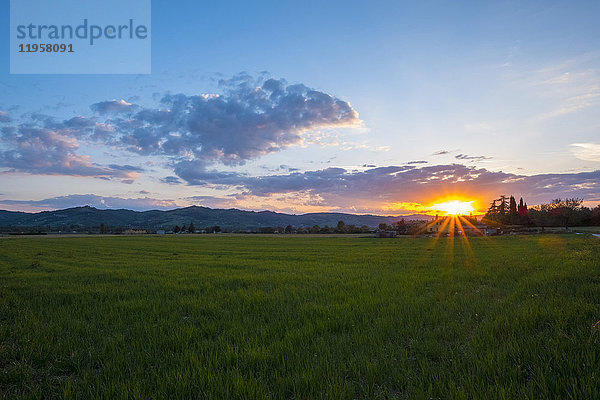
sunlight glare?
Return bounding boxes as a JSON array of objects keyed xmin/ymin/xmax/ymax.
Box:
[{"xmin": 430, "ymin": 200, "xmax": 475, "ymax": 216}]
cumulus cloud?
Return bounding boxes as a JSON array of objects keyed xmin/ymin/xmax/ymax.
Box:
[
  {"xmin": 2, "ymin": 75, "xmax": 360, "ymax": 183},
  {"xmin": 90, "ymin": 99, "xmax": 138, "ymax": 114},
  {"xmin": 571, "ymin": 143, "xmax": 600, "ymax": 162},
  {"xmin": 107, "ymin": 76, "xmax": 360, "ymax": 170},
  {"xmin": 0, "ymin": 125, "xmax": 140, "ymax": 181},
  {"xmin": 0, "ymin": 194, "xmax": 178, "ymax": 212}
]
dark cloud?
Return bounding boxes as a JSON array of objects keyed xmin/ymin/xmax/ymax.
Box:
[
  {"xmin": 161, "ymin": 176, "xmax": 182, "ymax": 185},
  {"xmin": 0, "ymin": 194, "xmax": 178, "ymax": 212},
  {"xmin": 90, "ymin": 99, "xmax": 138, "ymax": 114},
  {"xmin": 407, "ymin": 160, "xmax": 428, "ymax": 164},
  {"xmin": 61, "ymin": 116, "xmax": 96, "ymax": 130},
  {"xmin": 432, "ymin": 150, "xmax": 450, "ymax": 155},
  {"xmin": 455, "ymin": 154, "xmax": 492, "ymax": 161}
]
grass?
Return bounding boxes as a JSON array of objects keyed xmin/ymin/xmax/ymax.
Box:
[{"xmin": 1, "ymin": 234, "xmax": 599, "ymax": 399}]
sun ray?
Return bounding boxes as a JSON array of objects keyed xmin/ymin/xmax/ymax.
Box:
[{"xmin": 454, "ymin": 215, "xmax": 475, "ymax": 259}]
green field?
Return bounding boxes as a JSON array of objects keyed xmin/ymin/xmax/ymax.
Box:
[{"xmin": 1, "ymin": 235, "xmax": 599, "ymax": 399}]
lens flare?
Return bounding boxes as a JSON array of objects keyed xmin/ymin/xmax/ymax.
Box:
[{"xmin": 430, "ymin": 200, "xmax": 475, "ymax": 216}]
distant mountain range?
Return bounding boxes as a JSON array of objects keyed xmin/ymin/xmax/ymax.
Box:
[{"xmin": 0, "ymin": 205, "xmax": 433, "ymax": 231}]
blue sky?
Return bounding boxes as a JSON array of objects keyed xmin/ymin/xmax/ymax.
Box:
[{"xmin": 1, "ymin": 0, "xmax": 599, "ymax": 214}]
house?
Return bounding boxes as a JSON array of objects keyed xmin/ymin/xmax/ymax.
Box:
[{"xmin": 427, "ymin": 215, "xmax": 445, "ymax": 233}]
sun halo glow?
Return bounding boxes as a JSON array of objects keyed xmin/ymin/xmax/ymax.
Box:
[{"xmin": 430, "ymin": 200, "xmax": 475, "ymax": 216}]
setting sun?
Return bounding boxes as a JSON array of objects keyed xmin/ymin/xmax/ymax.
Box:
[{"xmin": 430, "ymin": 200, "xmax": 475, "ymax": 216}]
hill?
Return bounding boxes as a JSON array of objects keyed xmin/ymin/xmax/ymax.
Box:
[{"xmin": 0, "ymin": 206, "xmax": 432, "ymax": 231}]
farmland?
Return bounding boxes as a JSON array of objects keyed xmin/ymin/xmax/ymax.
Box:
[{"xmin": 1, "ymin": 234, "xmax": 599, "ymax": 399}]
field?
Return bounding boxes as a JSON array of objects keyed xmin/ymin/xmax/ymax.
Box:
[{"xmin": 1, "ymin": 234, "xmax": 600, "ymax": 399}]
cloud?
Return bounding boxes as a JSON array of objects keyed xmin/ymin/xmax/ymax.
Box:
[
  {"xmin": 0, "ymin": 194, "xmax": 179, "ymax": 212},
  {"xmin": 519, "ymin": 61, "xmax": 600, "ymax": 121},
  {"xmin": 432, "ymin": 150, "xmax": 450, "ymax": 155},
  {"xmin": 571, "ymin": 143, "xmax": 600, "ymax": 162},
  {"xmin": 455, "ymin": 154, "xmax": 492, "ymax": 162},
  {"xmin": 109, "ymin": 75, "xmax": 360, "ymax": 168},
  {"xmin": 3, "ymin": 74, "xmax": 360, "ymax": 183},
  {"xmin": 407, "ymin": 160, "xmax": 428, "ymax": 164},
  {"xmin": 161, "ymin": 175, "xmax": 182, "ymax": 185},
  {"xmin": 2, "ymin": 164, "xmax": 597, "ymax": 215},
  {"xmin": 0, "ymin": 111, "xmax": 11, "ymax": 123},
  {"xmin": 90, "ymin": 99, "xmax": 137, "ymax": 114},
  {"xmin": 181, "ymin": 164, "xmax": 600, "ymax": 214},
  {"xmin": 0, "ymin": 125, "xmax": 140, "ymax": 181},
  {"xmin": 186, "ymin": 195, "xmax": 235, "ymax": 209}
]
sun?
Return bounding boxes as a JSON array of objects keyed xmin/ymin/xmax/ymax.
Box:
[{"xmin": 430, "ymin": 200, "xmax": 475, "ymax": 216}]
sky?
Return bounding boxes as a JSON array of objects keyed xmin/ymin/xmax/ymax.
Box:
[{"xmin": 1, "ymin": 0, "xmax": 600, "ymax": 215}]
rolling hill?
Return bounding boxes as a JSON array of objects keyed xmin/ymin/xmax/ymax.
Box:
[{"xmin": 0, "ymin": 206, "xmax": 433, "ymax": 231}]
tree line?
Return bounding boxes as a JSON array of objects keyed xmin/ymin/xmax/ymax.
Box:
[{"xmin": 484, "ymin": 196, "xmax": 600, "ymax": 229}]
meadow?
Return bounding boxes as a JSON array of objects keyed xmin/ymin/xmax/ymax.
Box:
[{"xmin": 1, "ymin": 234, "xmax": 599, "ymax": 399}]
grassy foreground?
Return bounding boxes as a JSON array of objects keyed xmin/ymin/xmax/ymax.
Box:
[{"xmin": 1, "ymin": 234, "xmax": 599, "ymax": 399}]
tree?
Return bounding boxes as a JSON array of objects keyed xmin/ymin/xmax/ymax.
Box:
[
  {"xmin": 100, "ymin": 222, "xmax": 106, "ymax": 234},
  {"xmin": 509, "ymin": 196, "xmax": 518, "ymax": 223},
  {"xmin": 485, "ymin": 197, "xmax": 507, "ymax": 223},
  {"xmin": 549, "ymin": 198, "xmax": 583, "ymax": 230},
  {"xmin": 498, "ymin": 195, "xmax": 508, "ymax": 216},
  {"xmin": 518, "ymin": 197, "xmax": 527, "ymax": 216},
  {"xmin": 378, "ymin": 223, "xmax": 390, "ymax": 231},
  {"xmin": 527, "ymin": 207, "xmax": 551, "ymax": 231},
  {"xmin": 336, "ymin": 220, "xmax": 346, "ymax": 233},
  {"xmin": 393, "ymin": 219, "xmax": 407, "ymax": 234},
  {"xmin": 320, "ymin": 225, "xmax": 332, "ymax": 233},
  {"xmin": 485, "ymin": 195, "xmax": 524, "ymax": 225},
  {"xmin": 173, "ymin": 225, "xmax": 181, "ymax": 233},
  {"xmin": 285, "ymin": 225, "xmax": 293, "ymax": 234},
  {"xmin": 188, "ymin": 222, "xmax": 195, "ymax": 233}
]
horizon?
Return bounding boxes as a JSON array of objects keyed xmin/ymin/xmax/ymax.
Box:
[
  {"xmin": 0, "ymin": 202, "xmax": 442, "ymax": 219},
  {"xmin": 2, "ymin": 1, "xmax": 600, "ymax": 215}
]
